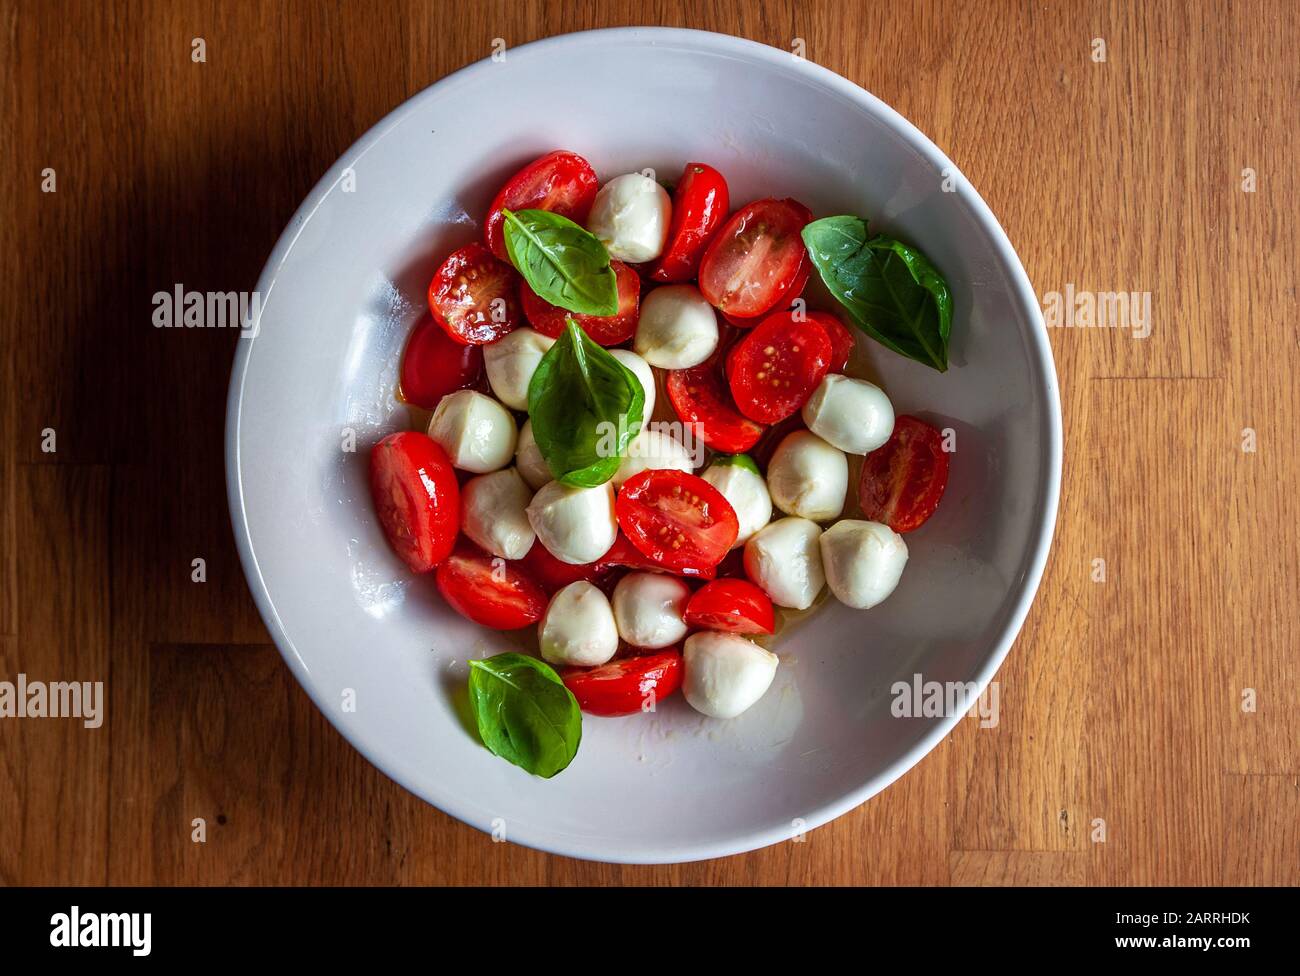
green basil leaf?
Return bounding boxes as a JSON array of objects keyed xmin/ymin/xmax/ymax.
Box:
[
  {"xmin": 710, "ymin": 453, "xmax": 761, "ymax": 476},
  {"xmin": 467, "ymin": 652, "xmax": 581, "ymax": 778},
  {"xmin": 801, "ymin": 216, "xmax": 952, "ymax": 372},
  {"xmin": 502, "ymin": 208, "xmax": 619, "ymax": 316},
  {"xmin": 528, "ymin": 319, "xmax": 644, "ymax": 487}
]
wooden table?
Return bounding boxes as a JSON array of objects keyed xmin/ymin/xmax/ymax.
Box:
[{"xmin": 2, "ymin": 0, "xmax": 1296, "ymax": 886}]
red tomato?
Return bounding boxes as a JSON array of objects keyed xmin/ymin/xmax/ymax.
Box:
[
  {"xmin": 698, "ymin": 198, "xmax": 813, "ymax": 320},
  {"xmin": 435, "ymin": 541, "xmax": 547, "ymax": 629},
  {"xmin": 666, "ymin": 358, "xmax": 765, "ymax": 453},
  {"xmin": 596, "ymin": 533, "xmax": 717, "ymax": 580},
  {"xmin": 685, "ymin": 579, "xmax": 775, "ymax": 635},
  {"xmin": 721, "ymin": 260, "xmax": 812, "ymax": 328},
  {"xmin": 483, "ymin": 150, "xmax": 599, "ymax": 261},
  {"xmin": 647, "ymin": 163, "xmax": 730, "ymax": 283},
  {"xmin": 369, "ymin": 432, "xmax": 459, "ymax": 573},
  {"xmin": 728, "ymin": 310, "xmax": 832, "ymax": 423},
  {"xmin": 561, "ymin": 650, "xmax": 684, "ymax": 716},
  {"xmin": 521, "ymin": 260, "xmax": 640, "ymax": 345},
  {"xmin": 859, "ymin": 415, "xmax": 951, "ymax": 533},
  {"xmin": 427, "ymin": 242, "xmax": 523, "ymax": 345},
  {"xmin": 808, "ymin": 311, "xmax": 855, "ymax": 371},
  {"xmin": 616, "ymin": 470, "xmax": 739, "ymax": 573},
  {"xmin": 399, "ymin": 318, "xmax": 484, "ymax": 409},
  {"xmin": 517, "ymin": 540, "xmax": 609, "ymax": 594}
]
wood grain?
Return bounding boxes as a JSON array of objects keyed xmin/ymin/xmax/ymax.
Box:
[{"xmin": 0, "ymin": 0, "xmax": 1296, "ymax": 885}]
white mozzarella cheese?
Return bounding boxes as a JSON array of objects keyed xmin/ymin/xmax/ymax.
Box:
[
  {"xmin": 483, "ymin": 328, "xmax": 554, "ymax": 411},
  {"xmin": 743, "ymin": 516, "xmax": 825, "ymax": 610},
  {"xmin": 460, "ymin": 467, "xmax": 535, "ymax": 560},
  {"xmin": 701, "ymin": 459, "xmax": 772, "ymax": 548},
  {"xmin": 612, "ymin": 428, "xmax": 695, "ymax": 488},
  {"xmin": 682, "ymin": 632, "xmax": 779, "ymax": 719},
  {"xmin": 766, "ymin": 430, "xmax": 848, "ymax": 521},
  {"xmin": 539, "ymin": 581, "xmax": 619, "ymax": 667},
  {"xmin": 611, "ymin": 572, "xmax": 690, "ymax": 649},
  {"xmin": 819, "ymin": 519, "xmax": 909, "ymax": 609},
  {"xmin": 525, "ymin": 480, "xmax": 617, "ymax": 565},
  {"xmin": 632, "ymin": 285, "xmax": 719, "ymax": 369},
  {"xmin": 426, "ymin": 389, "xmax": 517, "ymax": 474},
  {"xmin": 609, "ymin": 348, "xmax": 656, "ymax": 419},
  {"xmin": 800, "ymin": 374, "xmax": 894, "ymax": 455},
  {"xmin": 586, "ymin": 173, "xmax": 671, "ymax": 262},
  {"xmin": 514, "ymin": 419, "xmax": 553, "ymax": 490}
]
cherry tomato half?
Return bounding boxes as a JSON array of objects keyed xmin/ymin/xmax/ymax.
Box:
[
  {"xmin": 698, "ymin": 198, "xmax": 813, "ymax": 320},
  {"xmin": 483, "ymin": 150, "xmax": 600, "ymax": 261},
  {"xmin": 666, "ymin": 357, "xmax": 765, "ymax": 453},
  {"xmin": 516, "ymin": 540, "xmax": 610, "ymax": 595},
  {"xmin": 647, "ymin": 163, "xmax": 730, "ymax": 283},
  {"xmin": 728, "ymin": 310, "xmax": 832, "ymax": 423},
  {"xmin": 435, "ymin": 541, "xmax": 547, "ymax": 629},
  {"xmin": 596, "ymin": 533, "xmax": 717, "ymax": 580},
  {"xmin": 721, "ymin": 260, "xmax": 813, "ymax": 328},
  {"xmin": 561, "ymin": 650, "xmax": 684, "ymax": 716},
  {"xmin": 616, "ymin": 470, "xmax": 739, "ymax": 573},
  {"xmin": 369, "ymin": 432, "xmax": 460, "ymax": 573},
  {"xmin": 684, "ymin": 579, "xmax": 776, "ymax": 635},
  {"xmin": 399, "ymin": 317, "xmax": 484, "ymax": 409},
  {"xmin": 858, "ymin": 415, "xmax": 951, "ymax": 533},
  {"xmin": 521, "ymin": 259, "xmax": 640, "ymax": 345},
  {"xmin": 808, "ymin": 311, "xmax": 855, "ymax": 372},
  {"xmin": 428, "ymin": 242, "xmax": 523, "ymax": 345}
]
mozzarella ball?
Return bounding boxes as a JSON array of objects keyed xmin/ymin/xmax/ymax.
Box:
[
  {"xmin": 682, "ymin": 632, "xmax": 779, "ymax": 719},
  {"xmin": 539, "ymin": 581, "xmax": 619, "ymax": 667},
  {"xmin": 612, "ymin": 428, "xmax": 695, "ymax": 488},
  {"xmin": 609, "ymin": 348, "xmax": 655, "ymax": 419},
  {"xmin": 460, "ymin": 468, "xmax": 534, "ymax": 560},
  {"xmin": 586, "ymin": 173, "xmax": 671, "ymax": 262},
  {"xmin": 633, "ymin": 285, "xmax": 719, "ymax": 369},
  {"xmin": 515, "ymin": 419, "xmax": 553, "ymax": 490},
  {"xmin": 743, "ymin": 517, "xmax": 825, "ymax": 610},
  {"xmin": 701, "ymin": 460, "xmax": 772, "ymax": 548},
  {"xmin": 819, "ymin": 519, "xmax": 909, "ymax": 610},
  {"xmin": 611, "ymin": 572, "xmax": 689, "ymax": 649},
  {"xmin": 766, "ymin": 431, "xmax": 848, "ymax": 521},
  {"xmin": 526, "ymin": 480, "xmax": 617, "ymax": 564},
  {"xmin": 427, "ymin": 390, "xmax": 517, "ymax": 473},
  {"xmin": 801, "ymin": 374, "xmax": 894, "ymax": 455},
  {"xmin": 483, "ymin": 328, "xmax": 554, "ymax": 411}
]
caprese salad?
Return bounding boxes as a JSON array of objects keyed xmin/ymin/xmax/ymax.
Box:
[{"xmin": 371, "ymin": 150, "xmax": 955, "ymax": 777}]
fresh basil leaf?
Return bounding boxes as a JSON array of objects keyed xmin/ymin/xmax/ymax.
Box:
[
  {"xmin": 501, "ymin": 208, "xmax": 619, "ymax": 316},
  {"xmin": 710, "ymin": 453, "xmax": 761, "ymax": 476},
  {"xmin": 467, "ymin": 652, "xmax": 581, "ymax": 779},
  {"xmin": 528, "ymin": 319, "xmax": 644, "ymax": 487},
  {"xmin": 801, "ymin": 216, "xmax": 952, "ymax": 372}
]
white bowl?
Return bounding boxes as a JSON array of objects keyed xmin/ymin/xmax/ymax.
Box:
[{"xmin": 226, "ymin": 27, "xmax": 1061, "ymax": 863}]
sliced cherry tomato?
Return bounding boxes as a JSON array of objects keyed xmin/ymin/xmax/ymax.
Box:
[
  {"xmin": 616, "ymin": 470, "xmax": 739, "ymax": 573},
  {"xmin": 561, "ymin": 650, "xmax": 684, "ymax": 716},
  {"xmin": 666, "ymin": 357, "xmax": 765, "ymax": 453},
  {"xmin": 516, "ymin": 540, "xmax": 610, "ymax": 594},
  {"xmin": 483, "ymin": 150, "xmax": 599, "ymax": 260},
  {"xmin": 685, "ymin": 579, "xmax": 775, "ymax": 635},
  {"xmin": 427, "ymin": 242, "xmax": 523, "ymax": 345},
  {"xmin": 521, "ymin": 260, "xmax": 640, "ymax": 345},
  {"xmin": 728, "ymin": 310, "xmax": 832, "ymax": 423},
  {"xmin": 859, "ymin": 415, "xmax": 951, "ymax": 533},
  {"xmin": 369, "ymin": 432, "xmax": 459, "ymax": 573},
  {"xmin": 808, "ymin": 311, "xmax": 855, "ymax": 371},
  {"xmin": 647, "ymin": 163, "xmax": 730, "ymax": 283},
  {"xmin": 721, "ymin": 260, "xmax": 813, "ymax": 328},
  {"xmin": 399, "ymin": 317, "xmax": 484, "ymax": 409},
  {"xmin": 596, "ymin": 533, "xmax": 716, "ymax": 580},
  {"xmin": 698, "ymin": 198, "xmax": 813, "ymax": 320},
  {"xmin": 435, "ymin": 541, "xmax": 547, "ymax": 629}
]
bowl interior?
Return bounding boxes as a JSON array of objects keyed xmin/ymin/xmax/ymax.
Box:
[{"xmin": 228, "ymin": 28, "xmax": 1058, "ymax": 863}]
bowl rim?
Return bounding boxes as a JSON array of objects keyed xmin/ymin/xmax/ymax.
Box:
[{"xmin": 225, "ymin": 25, "xmax": 1063, "ymax": 865}]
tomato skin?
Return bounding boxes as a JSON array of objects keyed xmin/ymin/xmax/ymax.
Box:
[
  {"xmin": 369, "ymin": 432, "xmax": 460, "ymax": 573},
  {"xmin": 483, "ymin": 150, "xmax": 600, "ymax": 260},
  {"xmin": 808, "ymin": 311, "xmax": 855, "ymax": 372},
  {"xmin": 596, "ymin": 533, "xmax": 717, "ymax": 580},
  {"xmin": 728, "ymin": 310, "xmax": 833, "ymax": 423},
  {"xmin": 521, "ymin": 260, "xmax": 640, "ymax": 345},
  {"xmin": 666, "ymin": 358, "xmax": 765, "ymax": 453},
  {"xmin": 648, "ymin": 163, "xmax": 730, "ymax": 283},
  {"xmin": 399, "ymin": 318, "xmax": 484, "ymax": 409},
  {"xmin": 616, "ymin": 470, "xmax": 739, "ymax": 573},
  {"xmin": 698, "ymin": 198, "xmax": 813, "ymax": 320},
  {"xmin": 685, "ymin": 579, "xmax": 776, "ymax": 635},
  {"xmin": 428, "ymin": 242, "xmax": 523, "ymax": 345},
  {"xmin": 859, "ymin": 415, "xmax": 951, "ymax": 533},
  {"xmin": 435, "ymin": 541, "xmax": 547, "ymax": 629},
  {"xmin": 516, "ymin": 540, "xmax": 610, "ymax": 594},
  {"xmin": 561, "ymin": 650, "xmax": 684, "ymax": 716}
]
